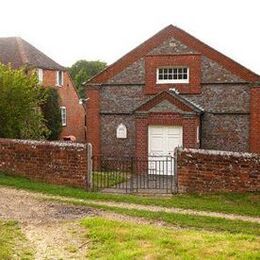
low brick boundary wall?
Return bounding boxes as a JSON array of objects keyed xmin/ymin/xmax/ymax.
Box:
[
  {"xmin": 177, "ymin": 148, "xmax": 260, "ymax": 193},
  {"xmin": 0, "ymin": 138, "xmax": 89, "ymax": 188}
]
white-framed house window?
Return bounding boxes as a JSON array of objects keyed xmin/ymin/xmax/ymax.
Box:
[
  {"xmin": 156, "ymin": 67, "xmax": 189, "ymax": 84},
  {"xmin": 60, "ymin": 106, "xmax": 67, "ymax": 126},
  {"xmin": 37, "ymin": 68, "xmax": 43, "ymax": 83},
  {"xmin": 56, "ymin": 71, "xmax": 64, "ymax": 86},
  {"xmin": 196, "ymin": 126, "xmax": 200, "ymax": 143}
]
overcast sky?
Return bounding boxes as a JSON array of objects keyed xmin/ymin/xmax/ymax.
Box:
[{"xmin": 1, "ymin": 0, "xmax": 259, "ymax": 73}]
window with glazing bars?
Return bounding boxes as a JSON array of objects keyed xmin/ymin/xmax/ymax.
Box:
[{"xmin": 157, "ymin": 67, "xmax": 189, "ymax": 83}]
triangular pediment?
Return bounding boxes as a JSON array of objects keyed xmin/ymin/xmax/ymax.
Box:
[
  {"xmin": 135, "ymin": 91, "xmax": 203, "ymax": 114},
  {"xmin": 86, "ymin": 25, "xmax": 259, "ymax": 85},
  {"xmin": 148, "ymin": 100, "xmax": 184, "ymax": 113}
]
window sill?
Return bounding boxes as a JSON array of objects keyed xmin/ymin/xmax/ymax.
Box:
[{"xmin": 156, "ymin": 80, "xmax": 189, "ymax": 84}]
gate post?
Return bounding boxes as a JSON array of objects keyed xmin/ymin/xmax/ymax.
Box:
[
  {"xmin": 173, "ymin": 146, "xmax": 179, "ymax": 194},
  {"xmin": 86, "ymin": 143, "xmax": 93, "ymax": 191}
]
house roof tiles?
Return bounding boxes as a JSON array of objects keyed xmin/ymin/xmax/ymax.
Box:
[{"xmin": 0, "ymin": 37, "xmax": 65, "ymax": 70}]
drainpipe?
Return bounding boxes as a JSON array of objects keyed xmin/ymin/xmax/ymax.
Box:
[
  {"xmin": 199, "ymin": 112, "xmax": 204, "ymax": 149},
  {"xmin": 79, "ymin": 98, "xmax": 89, "ymax": 142}
]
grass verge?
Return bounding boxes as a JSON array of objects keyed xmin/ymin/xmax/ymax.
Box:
[
  {"xmin": 73, "ymin": 201, "xmax": 260, "ymax": 236},
  {"xmin": 82, "ymin": 217, "xmax": 260, "ymax": 259},
  {"xmin": 0, "ymin": 220, "xmax": 34, "ymax": 259},
  {"xmin": 0, "ymin": 172, "xmax": 259, "ymax": 217}
]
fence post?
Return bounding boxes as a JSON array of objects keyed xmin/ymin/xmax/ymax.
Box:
[
  {"xmin": 86, "ymin": 143, "xmax": 93, "ymax": 191},
  {"xmin": 130, "ymin": 156, "xmax": 134, "ymax": 194}
]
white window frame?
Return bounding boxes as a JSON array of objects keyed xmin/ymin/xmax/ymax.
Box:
[
  {"xmin": 197, "ymin": 126, "xmax": 200, "ymax": 143},
  {"xmin": 56, "ymin": 71, "xmax": 64, "ymax": 86},
  {"xmin": 156, "ymin": 67, "xmax": 189, "ymax": 84},
  {"xmin": 37, "ymin": 68, "xmax": 43, "ymax": 83},
  {"xmin": 60, "ymin": 106, "xmax": 67, "ymax": 126}
]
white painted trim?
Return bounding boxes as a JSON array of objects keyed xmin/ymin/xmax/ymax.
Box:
[{"xmin": 156, "ymin": 67, "xmax": 189, "ymax": 84}]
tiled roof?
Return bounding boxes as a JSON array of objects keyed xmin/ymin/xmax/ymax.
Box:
[{"xmin": 0, "ymin": 37, "xmax": 65, "ymax": 70}]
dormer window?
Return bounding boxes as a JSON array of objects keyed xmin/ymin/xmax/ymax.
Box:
[
  {"xmin": 56, "ymin": 71, "xmax": 64, "ymax": 86},
  {"xmin": 157, "ymin": 67, "xmax": 189, "ymax": 84},
  {"xmin": 37, "ymin": 68, "xmax": 43, "ymax": 83}
]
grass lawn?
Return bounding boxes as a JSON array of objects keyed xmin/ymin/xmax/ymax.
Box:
[
  {"xmin": 92, "ymin": 171, "xmax": 128, "ymax": 191},
  {"xmin": 0, "ymin": 173, "xmax": 259, "ymax": 259},
  {"xmin": 76, "ymin": 202, "xmax": 260, "ymax": 236},
  {"xmin": 0, "ymin": 220, "xmax": 33, "ymax": 259},
  {"xmin": 82, "ymin": 217, "xmax": 260, "ymax": 259},
  {"xmin": 0, "ymin": 172, "xmax": 259, "ymax": 217}
]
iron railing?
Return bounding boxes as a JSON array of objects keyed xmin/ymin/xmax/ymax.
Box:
[{"xmin": 91, "ymin": 155, "xmax": 176, "ymax": 194}]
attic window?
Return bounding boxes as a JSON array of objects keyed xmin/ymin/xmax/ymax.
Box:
[
  {"xmin": 157, "ymin": 67, "xmax": 189, "ymax": 84},
  {"xmin": 56, "ymin": 71, "xmax": 64, "ymax": 86}
]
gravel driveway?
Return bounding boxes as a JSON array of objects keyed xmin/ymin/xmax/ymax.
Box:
[
  {"xmin": 0, "ymin": 186, "xmax": 96, "ymax": 224},
  {"xmin": 0, "ymin": 186, "xmax": 97, "ymax": 260}
]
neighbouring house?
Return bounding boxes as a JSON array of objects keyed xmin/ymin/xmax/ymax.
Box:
[
  {"xmin": 0, "ymin": 37, "xmax": 86, "ymax": 142},
  {"xmin": 85, "ymin": 25, "xmax": 260, "ymax": 159}
]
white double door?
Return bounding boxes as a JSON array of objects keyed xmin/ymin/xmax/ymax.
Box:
[{"xmin": 148, "ymin": 125, "xmax": 183, "ymax": 175}]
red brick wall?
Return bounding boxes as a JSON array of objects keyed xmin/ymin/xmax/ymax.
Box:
[
  {"xmin": 0, "ymin": 138, "xmax": 89, "ymax": 188},
  {"xmin": 135, "ymin": 113, "xmax": 200, "ymax": 158},
  {"xmin": 86, "ymin": 86, "xmax": 101, "ymax": 156},
  {"xmin": 250, "ymin": 87, "xmax": 260, "ymax": 153},
  {"xmin": 144, "ymin": 54, "xmax": 201, "ymax": 94},
  {"xmin": 42, "ymin": 70, "xmax": 86, "ymax": 142},
  {"xmin": 177, "ymin": 148, "xmax": 260, "ymax": 193}
]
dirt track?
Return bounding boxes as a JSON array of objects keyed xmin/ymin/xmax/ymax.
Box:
[{"xmin": 0, "ymin": 187, "xmax": 97, "ymax": 259}]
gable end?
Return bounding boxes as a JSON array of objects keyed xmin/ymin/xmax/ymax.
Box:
[{"xmin": 87, "ymin": 25, "xmax": 259, "ymax": 85}]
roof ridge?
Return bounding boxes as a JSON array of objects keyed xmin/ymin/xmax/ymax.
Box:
[{"xmin": 15, "ymin": 37, "xmax": 29, "ymax": 64}]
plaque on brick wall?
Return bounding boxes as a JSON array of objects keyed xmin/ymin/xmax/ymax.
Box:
[{"xmin": 116, "ymin": 124, "xmax": 127, "ymax": 139}]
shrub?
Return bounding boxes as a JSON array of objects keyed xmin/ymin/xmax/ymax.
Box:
[
  {"xmin": 0, "ymin": 64, "xmax": 49, "ymax": 139},
  {"xmin": 40, "ymin": 87, "xmax": 62, "ymax": 140}
]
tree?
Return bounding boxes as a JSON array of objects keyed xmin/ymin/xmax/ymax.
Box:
[
  {"xmin": 69, "ymin": 60, "xmax": 107, "ymax": 97},
  {"xmin": 0, "ymin": 64, "xmax": 49, "ymax": 139},
  {"xmin": 40, "ymin": 87, "xmax": 62, "ymax": 140}
]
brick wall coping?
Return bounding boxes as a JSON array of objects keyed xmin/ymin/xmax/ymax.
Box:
[
  {"xmin": 178, "ymin": 148, "xmax": 260, "ymax": 159},
  {"xmin": 0, "ymin": 138, "xmax": 86, "ymax": 150}
]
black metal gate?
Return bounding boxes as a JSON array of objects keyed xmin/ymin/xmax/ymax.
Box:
[{"xmin": 90, "ymin": 155, "xmax": 176, "ymax": 194}]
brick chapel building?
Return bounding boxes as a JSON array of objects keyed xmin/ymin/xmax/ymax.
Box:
[
  {"xmin": 0, "ymin": 37, "xmax": 86, "ymax": 142},
  {"xmin": 85, "ymin": 25, "xmax": 260, "ymax": 158}
]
